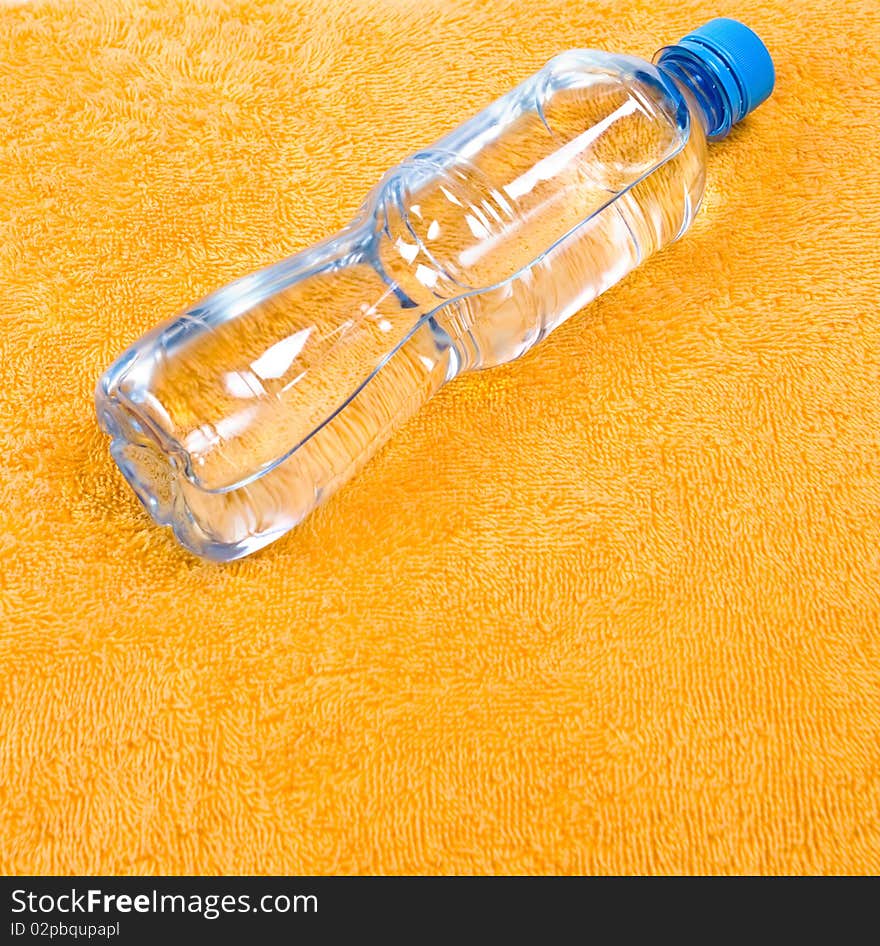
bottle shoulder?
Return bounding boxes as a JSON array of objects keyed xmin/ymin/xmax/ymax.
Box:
[{"xmin": 540, "ymin": 48, "xmax": 691, "ymax": 129}]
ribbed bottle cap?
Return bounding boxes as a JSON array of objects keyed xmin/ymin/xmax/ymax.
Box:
[{"xmin": 672, "ymin": 18, "xmax": 775, "ymax": 125}]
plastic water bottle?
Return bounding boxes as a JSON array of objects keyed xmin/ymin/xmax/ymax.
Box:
[{"xmin": 96, "ymin": 18, "xmax": 775, "ymax": 560}]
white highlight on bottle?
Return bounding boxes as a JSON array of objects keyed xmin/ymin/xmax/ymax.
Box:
[{"xmin": 250, "ymin": 328, "xmax": 312, "ymax": 380}]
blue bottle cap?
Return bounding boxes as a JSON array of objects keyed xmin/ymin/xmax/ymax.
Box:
[{"xmin": 669, "ymin": 18, "xmax": 775, "ymax": 128}]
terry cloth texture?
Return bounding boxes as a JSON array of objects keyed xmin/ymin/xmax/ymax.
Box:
[{"xmin": 2, "ymin": 0, "xmax": 880, "ymax": 875}]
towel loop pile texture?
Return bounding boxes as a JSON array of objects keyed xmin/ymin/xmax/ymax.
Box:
[{"xmin": 1, "ymin": 0, "xmax": 879, "ymax": 874}]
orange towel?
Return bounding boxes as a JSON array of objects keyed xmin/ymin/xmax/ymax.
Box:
[{"xmin": 1, "ymin": 0, "xmax": 879, "ymax": 875}]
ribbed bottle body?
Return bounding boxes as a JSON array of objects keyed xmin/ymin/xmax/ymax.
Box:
[{"xmin": 96, "ymin": 50, "xmax": 707, "ymax": 560}]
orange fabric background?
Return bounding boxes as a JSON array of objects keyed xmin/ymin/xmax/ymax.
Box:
[{"xmin": 2, "ymin": 0, "xmax": 879, "ymax": 874}]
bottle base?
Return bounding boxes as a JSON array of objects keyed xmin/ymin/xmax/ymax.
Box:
[{"xmin": 97, "ymin": 388, "xmax": 288, "ymax": 562}]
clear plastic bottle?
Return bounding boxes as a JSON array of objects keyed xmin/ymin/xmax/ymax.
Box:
[{"xmin": 96, "ymin": 18, "xmax": 774, "ymax": 560}]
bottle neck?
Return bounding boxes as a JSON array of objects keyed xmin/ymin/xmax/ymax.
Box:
[{"xmin": 655, "ymin": 47, "xmax": 739, "ymax": 140}]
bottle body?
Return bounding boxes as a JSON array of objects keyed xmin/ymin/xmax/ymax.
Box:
[{"xmin": 97, "ymin": 50, "xmax": 708, "ymax": 561}]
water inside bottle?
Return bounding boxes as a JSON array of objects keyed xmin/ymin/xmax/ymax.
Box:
[{"xmin": 98, "ymin": 54, "xmax": 706, "ymax": 558}]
